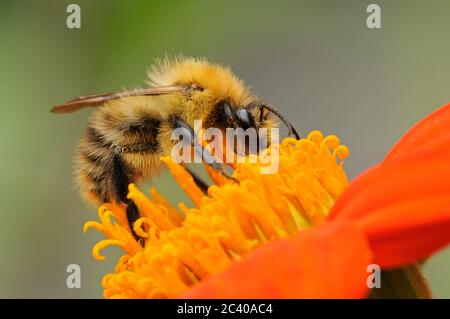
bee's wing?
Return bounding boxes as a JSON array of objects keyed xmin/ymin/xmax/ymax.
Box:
[{"xmin": 51, "ymin": 85, "xmax": 193, "ymax": 114}]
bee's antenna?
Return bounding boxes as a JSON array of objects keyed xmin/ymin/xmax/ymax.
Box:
[{"xmin": 261, "ymin": 104, "xmax": 300, "ymax": 139}]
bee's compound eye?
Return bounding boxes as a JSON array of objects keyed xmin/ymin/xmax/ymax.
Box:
[
  {"xmin": 235, "ymin": 109, "xmax": 255, "ymax": 129},
  {"xmin": 220, "ymin": 101, "xmax": 234, "ymax": 118},
  {"xmin": 216, "ymin": 101, "xmax": 238, "ymax": 127}
]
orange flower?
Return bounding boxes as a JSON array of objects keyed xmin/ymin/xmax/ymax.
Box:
[{"xmin": 84, "ymin": 103, "xmax": 450, "ymax": 299}]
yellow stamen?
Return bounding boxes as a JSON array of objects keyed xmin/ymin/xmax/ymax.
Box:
[
  {"xmin": 160, "ymin": 157, "xmax": 204, "ymax": 207},
  {"xmin": 84, "ymin": 205, "xmax": 142, "ymax": 259},
  {"xmin": 83, "ymin": 131, "xmax": 350, "ymax": 298}
]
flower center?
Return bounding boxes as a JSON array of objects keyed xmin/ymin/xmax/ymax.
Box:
[{"xmin": 84, "ymin": 130, "xmax": 350, "ymax": 298}]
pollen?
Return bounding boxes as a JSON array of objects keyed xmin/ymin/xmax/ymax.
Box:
[{"xmin": 84, "ymin": 130, "xmax": 350, "ymax": 298}]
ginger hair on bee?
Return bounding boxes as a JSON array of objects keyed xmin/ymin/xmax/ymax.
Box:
[{"xmin": 147, "ymin": 56, "xmax": 256, "ymax": 108}]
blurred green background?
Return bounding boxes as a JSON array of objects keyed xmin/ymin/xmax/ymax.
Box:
[{"xmin": 0, "ymin": 0, "xmax": 449, "ymax": 298}]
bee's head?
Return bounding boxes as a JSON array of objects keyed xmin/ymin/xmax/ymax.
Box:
[{"xmin": 204, "ymin": 100, "xmax": 275, "ymax": 132}]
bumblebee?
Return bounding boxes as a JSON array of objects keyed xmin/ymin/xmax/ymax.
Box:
[{"xmin": 52, "ymin": 57, "xmax": 299, "ymax": 241}]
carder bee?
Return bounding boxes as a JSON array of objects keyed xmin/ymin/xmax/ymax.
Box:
[{"xmin": 52, "ymin": 57, "xmax": 299, "ymax": 242}]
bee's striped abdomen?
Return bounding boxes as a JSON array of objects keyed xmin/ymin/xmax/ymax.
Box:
[{"xmin": 75, "ymin": 112, "xmax": 163, "ymax": 205}]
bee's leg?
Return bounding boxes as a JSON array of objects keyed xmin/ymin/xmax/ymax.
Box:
[
  {"xmin": 173, "ymin": 118, "xmax": 238, "ymax": 183},
  {"xmin": 111, "ymin": 153, "xmax": 144, "ymax": 245},
  {"xmin": 196, "ymin": 147, "xmax": 239, "ymax": 184},
  {"xmin": 185, "ymin": 167, "xmax": 209, "ymax": 193},
  {"xmin": 125, "ymin": 202, "xmax": 143, "ymax": 244}
]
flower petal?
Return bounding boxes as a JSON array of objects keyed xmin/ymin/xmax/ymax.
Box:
[
  {"xmin": 357, "ymin": 194, "xmax": 450, "ymax": 268},
  {"xmin": 385, "ymin": 102, "xmax": 450, "ymax": 162},
  {"xmin": 184, "ymin": 223, "xmax": 372, "ymax": 299},
  {"xmin": 329, "ymin": 153, "xmax": 450, "ymax": 268}
]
